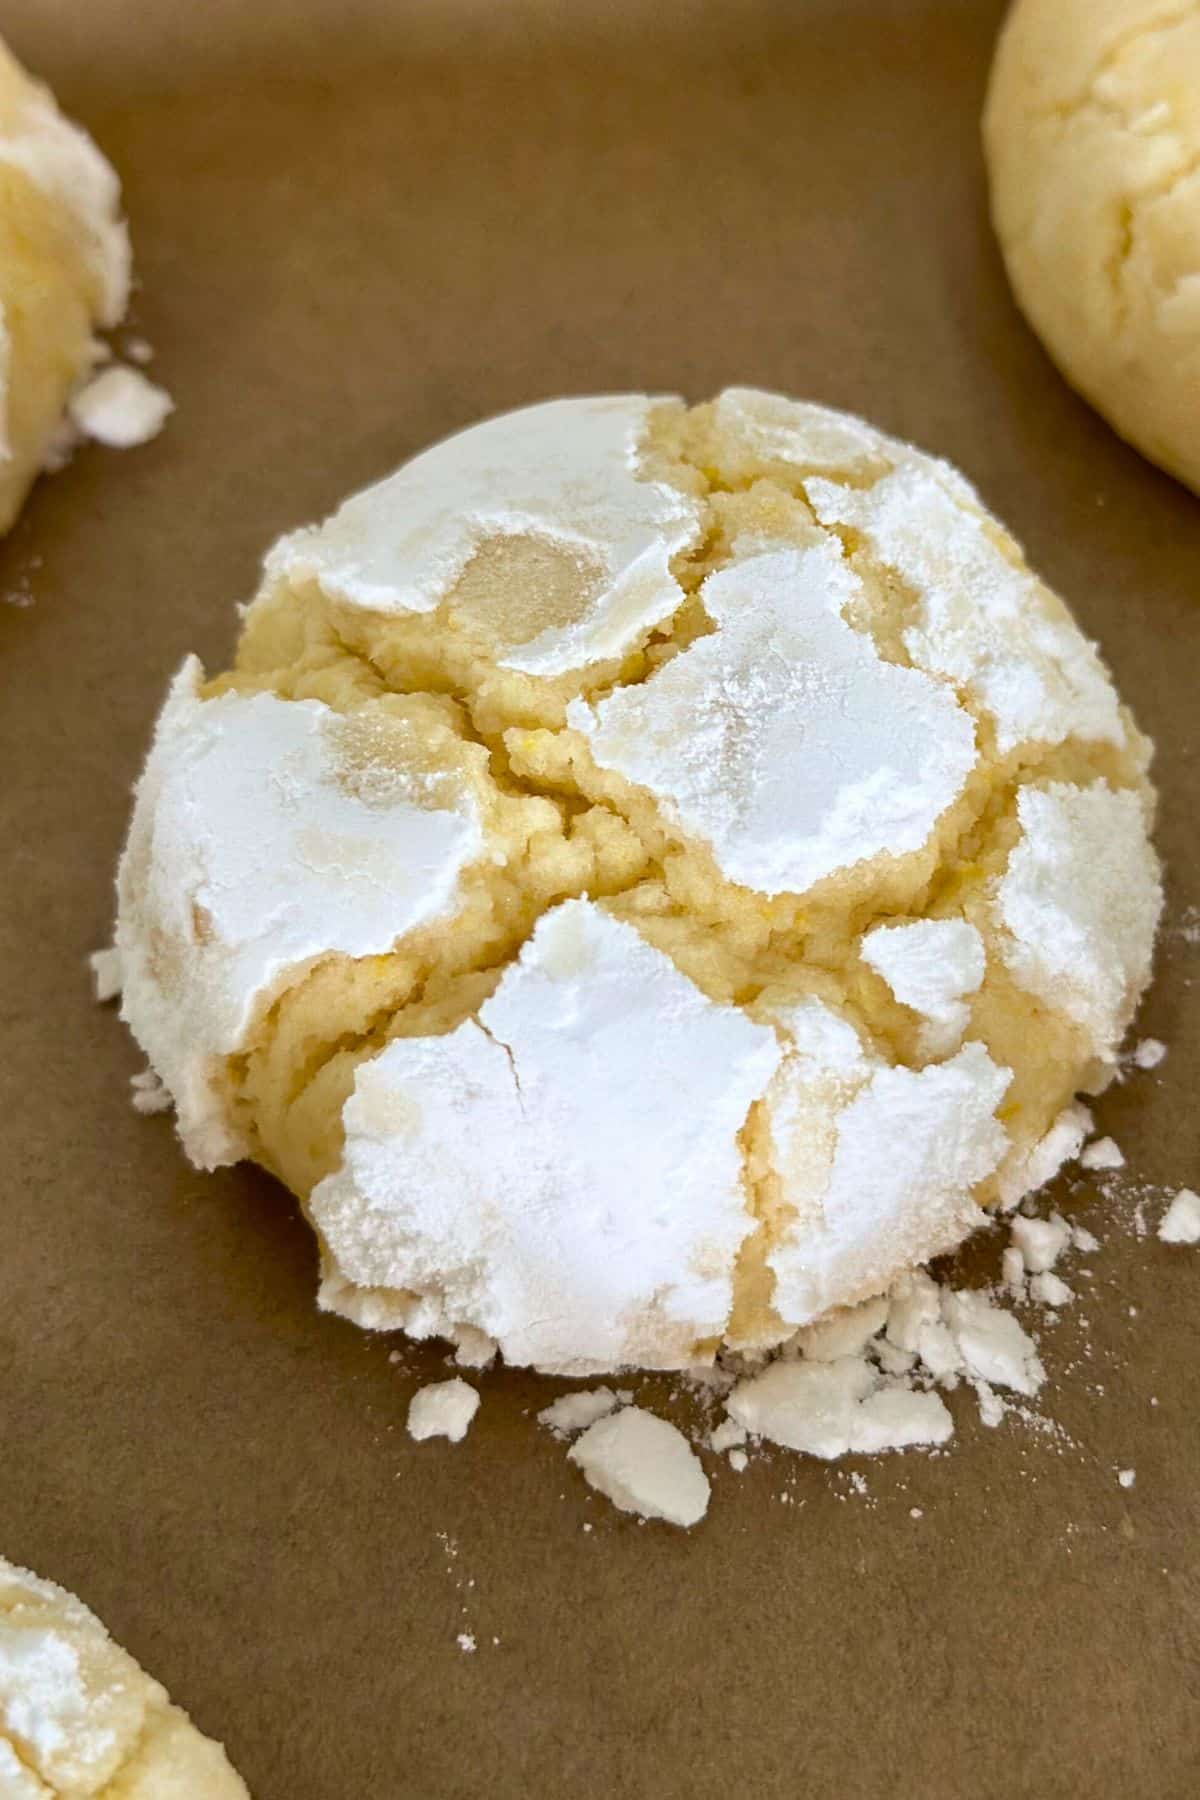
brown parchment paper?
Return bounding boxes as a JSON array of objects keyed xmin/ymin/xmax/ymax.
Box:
[{"xmin": 1, "ymin": 3, "xmax": 1198, "ymax": 1795}]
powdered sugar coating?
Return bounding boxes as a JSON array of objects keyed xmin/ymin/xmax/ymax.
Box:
[
  {"xmin": 711, "ymin": 387, "xmax": 983, "ymax": 507},
  {"xmin": 310, "ymin": 901, "xmax": 780, "ymax": 1374},
  {"xmin": 766, "ymin": 1024, "xmax": 1011, "ymax": 1325},
  {"xmin": 269, "ymin": 395, "xmax": 703, "ymax": 675},
  {"xmin": 994, "ymin": 782, "xmax": 1162, "ymax": 1057},
  {"xmin": 861, "ymin": 918, "xmax": 986, "ymax": 1054},
  {"xmin": 806, "ymin": 463, "xmax": 1126, "ymax": 755},
  {"xmin": 569, "ymin": 542, "xmax": 978, "ymax": 896},
  {"xmin": 996, "ymin": 1099, "xmax": 1094, "ymax": 1211},
  {"xmin": 117, "ymin": 660, "xmax": 482, "ymax": 1167}
]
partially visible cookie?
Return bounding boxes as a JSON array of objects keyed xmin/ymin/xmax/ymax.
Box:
[
  {"xmin": 0, "ymin": 38, "xmax": 131, "ymax": 533},
  {"xmin": 0, "ymin": 1556, "xmax": 248, "ymax": 1797},
  {"xmin": 985, "ymin": 0, "xmax": 1200, "ymax": 493}
]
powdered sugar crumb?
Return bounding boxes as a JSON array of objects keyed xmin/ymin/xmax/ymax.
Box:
[
  {"xmin": 407, "ymin": 1378, "xmax": 480, "ymax": 1443},
  {"xmin": 1030, "ymin": 1272, "xmax": 1074, "ymax": 1308},
  {"xmin": 1158, "ymin": 1189, "xmax": 1200, "ymax": 1245},
  {"xmin": 567, "ymin": 1408, "xmax": 709, "ymax": 1526},
  {"xmin": 89, "ymin": 947, "xmax": 123, "ymax": 1003},
  {"xmin": 539, "ymin": 1388, "xmax": 620, "ymax": 1436},
  {"xmin": 69, "ymin": 365, "xmax": 173, "ymax": 448},
  {"xmin": 1081, "ymin": 1136, "xmax": 1125, "ymax": 1172}
]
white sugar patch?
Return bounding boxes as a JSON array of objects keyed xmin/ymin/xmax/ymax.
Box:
[
  {"xmin": 1081, "ymin": 1137, "xmax": 1125, "ymax": 1172},
  {"xmin": 407, "ymin": 1378, "xmax": 479, "ymax": 1443},
  {"xmin": 568, "ymin": 1407, "xmax": 710, "ymax": 1527},
  {"xmin": 570, "ymin": 539, "xmax": 977, "ymax": 897},
  {"xmin": 69, "ymin": 366, "xmax": 173, "ymax": 448},
  {"xmin": 538, "ymin": 1388, "xmax": 620, "ymax": 1436},
  {"xmin": 1159, "ymin": 1189, "xmax": 1200, "ymax": 1245}
]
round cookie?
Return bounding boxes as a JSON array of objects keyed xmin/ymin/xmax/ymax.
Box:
[
  {"xmin": 985, "ymin": 0, "xmax": 1200, "ymax": 492},
  {"xmin": 0, "ymin": 1556, "xmax": 247, "ymax": 1796},
  {"xmin": 114, "ymin": 390, "xmax": 1162, "ymax": 1375},
  {"xmin": 0, "ymin": 38, "xmax": 130, "ymax": 533}
]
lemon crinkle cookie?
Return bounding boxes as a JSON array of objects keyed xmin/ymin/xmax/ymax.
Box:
[
  {"xmin": 0, "ymin": 1556, "xmax": 247, "ymax": 1797},
  {"xmin": 985, "ymin": 0, "xmax": 1200, "ymax": 493},
  {"xmin": 113, "ymin": 389, "xmax": 1162, "ymax": 1375},
  {"xmin": 0, "ymin": 39, "xmax": 133, "ymax": 533}
]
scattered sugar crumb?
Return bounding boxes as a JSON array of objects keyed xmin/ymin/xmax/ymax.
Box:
[
  {"xmin": 973, "ymin": 1380, "xmax": 1006, "ymax": 1428},
  {"xmin": 910, "ymin": 1507, "xmax": 923, "ymax": 1520},
  {"xmin": 567, "ymin": 1407, "xmax": 709, "ymax": 1526},
  {"xmin": 1132, "ymin": 1038, "xmax": 1167, "ymax": 1070},
  {"xmin": 582, "ymin": 1522, "xmax": 593, "ymax": 1533},
  {"xmin": 1117, "ymin": 1469, "xmax": 1136, "ymax": 1490},
  {"xmin": 1173, "ymin": 906, "xmax": 1200, "ymax": 946},
  {"xmin": 1158, "ymin": 1189, "xmax": 1200, "ymax": 1245},
  {"xmin": 539, "ymin": 1387, "xmax": 619, "ymax": 1436},
  {"xmin": 727, "ymin": 1449, "xmax": 748, "ymax": 1473},
  {"xmin": 3, "ymin": 563, "xmax": 37, "ymax": 607},
  {"xmin": 407, "ymin": 1378, "xmax": 480, "ymax": 1443},
  {"xmin": 1030, "ymin": 1272, "xmax": 1074, "ymax": 1308},
  {"xmin": 1071, "ymin": 1224, "xmax": 1101, "ymax": 1254},
  {"xmin": 941, "ymin": 1290, "xmax": 1043, "ymax": 1396},
  {"xmin": 709, "ymin": 1418, "xmax": 746, "ymax": 1454},
  {"xmin": 457, "ymin": 1632, "xmax": 476, "ymax": 1654},
  {"xmin": 69, "ymin": 365, "xmax": 173, "ymax": 448},
  {"xmin": 88, "ymin": 946, "xmax": 123, "ymax": 1002},
  {"xmin": 125, "ymin": 336, "xmax": 154, "ymax": 364},
  {"xmin": 1081, "ymin": 1137, "xmax": 1125, "ymax": 1172},
  {"xmin": 1010, "ymin": 1212, "xmax": 1071, "ymax": 1274},
  {"xmin": 727, "ymin": 1358, "xmax": 952, "ymax": 1459}
]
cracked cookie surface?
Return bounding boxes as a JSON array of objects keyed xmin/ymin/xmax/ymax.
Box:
[
  {"xmin": 985, "ymin": 0, "xmax": 1200, "ymax": 493},
  {"xmin": 115, "ymin": 390, "xmax": 1161, "ymax": 1374}
]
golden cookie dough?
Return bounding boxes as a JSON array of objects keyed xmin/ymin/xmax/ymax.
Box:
[
  {"xmin": 985, "ymin": 0, "xmax": 1200, "ymax": 493},
  {"xmin": 0, "ymin": 38, "xmax": 130, "ymax": 533},
  {"xmin": 0, "ymin": 1556, "xmax": 248, "ymax": 1797}
]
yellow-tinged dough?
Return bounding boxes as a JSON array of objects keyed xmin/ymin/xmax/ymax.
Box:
[
  {"xmin": 0, "ymin": 1557, "xmax": 247, "ymax": 1798},
  {"xmin": 985, "ymin": 0, "xmax": 1200, "ymax": 492},
  {"xmin": 0, "ymin": 39, "xmax": 130, "ymax": 532}
]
